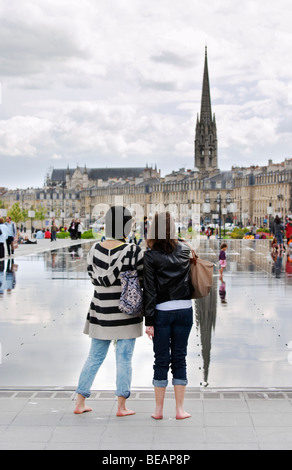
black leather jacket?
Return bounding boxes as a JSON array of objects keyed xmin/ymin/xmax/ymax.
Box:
[{"xmin": 143, "ymin": 242, "xmax": 193, "ymax": 326}]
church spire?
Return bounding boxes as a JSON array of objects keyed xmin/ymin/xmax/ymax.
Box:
[
  {"xmin": 194, "ymin": 47, "xmax": 218, "ymax": 175},
  {"xmin": 200, "ymin": 46, "xmax": 212, "ymax": 124}
]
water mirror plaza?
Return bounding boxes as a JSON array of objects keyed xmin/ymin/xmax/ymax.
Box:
[{"xmin": 1, "ymin": 238, "xmax": 291, "ymax": 391}]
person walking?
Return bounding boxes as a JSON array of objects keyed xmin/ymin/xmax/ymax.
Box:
[
  {"xmin": 74, "ymin": 206, "xmax": 144, "ymax": 417},
  {"xmin": 274, "ymin": 215, "xmax": 285, "ymax": 251},
  {"xmin": 128, "ymin": 212, "xmax": 137, "ymax": 244},
  {"xmin": 77, "ymin": 219, "xmax": 84, "ymax": 239},
  {"xmin": 5, "ymin": 217, "xmax": 16, "ymax": 256},
  {"xmin": 0, "ymin": 217, "xmax": 8, "ymax": 259},
  {"xmin": 251, "ymin": 223, "xmax": 257, "ymax": 238},
  {"xmin": 137, "ymin": 216, "xmax": 149, "ymax": 245},
  {"xmin": 68, "ymin": 219, "xmax": 77, "ymax": 240},
  {"xmin": 51, "ymin": 220, "xmax": 57, "ymax": 242},
  {"xmin": 143, "ymin": 211, "xmax": 193, "ymax": 420}
]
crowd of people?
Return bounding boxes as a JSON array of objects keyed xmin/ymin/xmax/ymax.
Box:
[
  {"xmin": 0, "ymin": 216, "xmax": 17, "ymax": 259},
  {"xmin": 270, "ymin": 216, "xmax": 292, "ymax": 277},
  {"xmin": 270, "ymin": 215, "xmax": 292, "ymax": 252},
  {"xmin": 0, "ymin": 217, "xmax": 87, "ymax": 259}
]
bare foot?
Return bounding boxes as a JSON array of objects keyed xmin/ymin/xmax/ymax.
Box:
[
  {"xmin": 74, "ymin": 405, "xmax": 93, "ymax": 415},
  {"xmin": 116, "ymin": 408, "xmax": 136, "ymax": 417},
  {"xmin": 176, "ymin": 411, "xmax": 191, "ymax": 420},
  {"xmin": 151, "ymin": 413, "xmax": 163, "ymax": 420}
]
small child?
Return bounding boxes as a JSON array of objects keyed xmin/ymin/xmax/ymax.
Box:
[
  {"xmin": 271, "ymin": 237, "xmax": 278, "ymax": 252},
  {"xmin": 219, "ymin": 242, "xmax": 227, "ymax": 280}
]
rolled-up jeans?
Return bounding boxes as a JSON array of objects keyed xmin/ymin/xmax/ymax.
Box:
[
  {"xmin": 152, "ymin": 307, "xmax": 193, "ymax": 388},
  {"xmin": 76, "ymin": 338, "xmax": 136, "ymax": 398}
]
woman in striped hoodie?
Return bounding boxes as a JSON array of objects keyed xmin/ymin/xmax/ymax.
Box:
[{"xmin": 74, "ymin": 206, "xmax": 143, "ymax": 417}]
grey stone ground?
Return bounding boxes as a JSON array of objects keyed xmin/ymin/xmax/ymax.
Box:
[{"xmin": 1, "ymin": 389, "xmax": 292, "ymax": 450}]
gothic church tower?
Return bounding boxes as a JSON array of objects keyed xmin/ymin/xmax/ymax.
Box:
[{"xmin": 195, "ymin": 47, "xmax": 218, "ymax": 176}]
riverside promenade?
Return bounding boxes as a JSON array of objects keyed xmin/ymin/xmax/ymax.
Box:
[{"xmin": 1, "ymin": 237, "xmax": 292, "ymax": 450}]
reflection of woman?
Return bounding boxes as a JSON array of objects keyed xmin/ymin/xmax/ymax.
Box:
[
  {"xmin": 74, "ymin": 206, "xmax": 143, "ymax": 417},
  {"xmin": 143, "ymin": 212, "xmax": 193, "ymax": 420}
]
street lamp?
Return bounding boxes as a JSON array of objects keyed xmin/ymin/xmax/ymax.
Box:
[
  {"xmin": 277, "ymin": 194, "xmax": 284, "ymax": 217},
  {"xmin": 222, "ymin": 207, "xmax": 227, "ymax": 237},
  {"xmin": 217, "ymin": 194, "xmax": 222, "ymax": 239},
  {"xmin": 28, "ymin": 210, "xmax": 35, "ymax": 235},
  {"xmin": 202, "ymin": 198, "xmax": 210, "ymax": 226}
]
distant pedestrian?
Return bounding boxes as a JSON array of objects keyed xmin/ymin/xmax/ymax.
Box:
[
  {"xmin": 251, "ymin": 224, "xmax": 257, "ymax": 237},
  {"xmin": 69, "ymin": 219, "xmax": 77, "ymax": 240},
  {"xmin": 5, "ymin": 217, "xmax": 16, "ymax": 256},
  {"xmin": 285, "ymin": 218, "xmax": 292, "ymax": 242},
  {"xmin": 137, "ymin": 216, "xmax": 149, "ymax": 245},
  {"xmin": 0, "ymin": 217, "xmax": 8, "ymax": 259},
  {"xmin": 274, "ymin": 216, "xmax": 284, "ymax": 251},
  {"xmin": 129, "ymin": 212, "xmax": 137, "ymax": 244},
  {"xmin": 51, "ymin": 220, "xmax": 57, "ymax": 242},
  {"xmin": 77, "ymin": 220, "xmax": 84, "ymax": 239},
  {"xmin": 219, "ymin": 242, "xmax": 228, "ymax": 280}
]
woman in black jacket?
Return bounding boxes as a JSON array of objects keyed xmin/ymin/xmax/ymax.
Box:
[{"xmin": 143, "ymin": 212, "xmax": 193, "ymax": 420}]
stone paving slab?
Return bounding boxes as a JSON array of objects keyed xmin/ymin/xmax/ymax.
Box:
[{"xmin": 1, "ymin": 389, "xmax": 292, "ymax": 450}]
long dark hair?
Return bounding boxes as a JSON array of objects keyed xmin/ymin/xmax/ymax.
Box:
[
  {"xmin": 105, "ymin": 206, "xmax": 132, "ymax": 240},
  {"xmin": 147, "ymin": 212, "xmax": 178, "ymax": 254}
]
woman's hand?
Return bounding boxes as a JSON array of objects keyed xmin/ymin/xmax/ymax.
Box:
[{"xmin": 145, "ymin": 326, "xmax": 154, "ymax": 340}]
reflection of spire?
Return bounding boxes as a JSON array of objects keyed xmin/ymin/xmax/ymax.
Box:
[{"xmin": 195, "ymin": 275, "xmax": 218, "ymax": 385}]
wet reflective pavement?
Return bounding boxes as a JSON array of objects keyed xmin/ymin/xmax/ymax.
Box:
[{"xmin": 0, "ymin": 239, "xmax": 291, "ymax": 390}]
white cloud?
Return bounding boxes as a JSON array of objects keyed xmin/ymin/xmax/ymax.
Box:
[
  {"xmin": 0, "ymin": 0, "xmax": 292, "ymax": 188},
  {"xmin": 0, "ymin": 115, "xmax": 53, "ymax": 157}
]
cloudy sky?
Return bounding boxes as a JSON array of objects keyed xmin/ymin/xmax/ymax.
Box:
[{"xmin": 0, "ymin": 0, "xmax": 292, "ymax": 189}]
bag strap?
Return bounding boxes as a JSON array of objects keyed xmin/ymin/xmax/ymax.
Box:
[
  {"xmin": 186, "ymin": 242, "xmax": 198, "ymax": 266},
  {"xmin": 130, "ymin": 243, "xmax": 140, "ymax": 270},
  {"xmin": 190, "ymin": 249, "xmax": 198, "ymax": 266}
]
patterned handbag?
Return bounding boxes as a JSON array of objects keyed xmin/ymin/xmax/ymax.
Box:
[
  {"xmin": 119, "ymin": 270, "xmax": 143, "ymax": 316},
  {"xmin": 118, "ymin": 245, "xmax": 143, "ymax": 316}
]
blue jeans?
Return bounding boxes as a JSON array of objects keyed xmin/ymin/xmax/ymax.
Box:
[
  {"xmin": 76, "ymin": 338, "xmax": 136, "ymax": 398},
  {"xmin": 152, "ymin": 307, "xmax": 193, "ymax": 388}
]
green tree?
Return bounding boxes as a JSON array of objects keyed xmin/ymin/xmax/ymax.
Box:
[
  {"xmin": 35, "ymin": 206, "xmax": 47, "ymax": 222},
  {"xmin": 8, "ymin": 203, "xmax": 25, "ymax": 224}
]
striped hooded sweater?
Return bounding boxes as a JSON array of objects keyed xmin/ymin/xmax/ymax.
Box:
[{"xmin": 84, "ymin": 242, "xmax": 144, "ymax": 340}]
